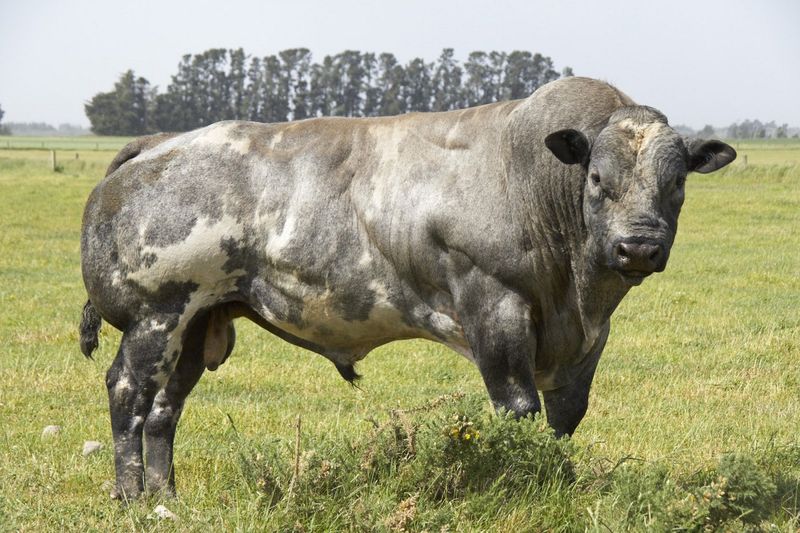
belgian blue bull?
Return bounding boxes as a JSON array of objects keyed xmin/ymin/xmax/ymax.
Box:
[{"xmin": 79, "ymin": 76, "xmax": 735, "ymax": 499}]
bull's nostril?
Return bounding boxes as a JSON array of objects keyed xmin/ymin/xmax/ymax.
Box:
[{"xmin": 613, "ymin": 240, "xmax": 664, "ymax": 274}]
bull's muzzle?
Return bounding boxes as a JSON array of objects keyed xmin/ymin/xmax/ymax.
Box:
[{"xmin": 610, "ymin": 238, "xmax": 666, "ymax": 285}]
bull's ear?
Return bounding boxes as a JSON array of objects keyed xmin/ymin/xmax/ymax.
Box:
[
  {"xmin": 545, "ymin": 129, "xmax": 590, "ymax": 165},
  {"xmin": 686, "ymin": 139, "xmax": 737, "ymax": 174}
]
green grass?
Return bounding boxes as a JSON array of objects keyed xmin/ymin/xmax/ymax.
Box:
[{"xmin": 0, "ymin": 142, "xmax": 798, "ymax": 531}]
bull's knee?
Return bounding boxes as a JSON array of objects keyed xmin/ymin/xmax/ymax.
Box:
[
  {"xmin": 493, "ymin": 395, "xmax": 542, "ymax": 419},
  {"xmin": 144, "ymin": 404, "xmax": 176, "ymax": 438},
  {"xmin": 482, "ymin": 369, "xmax": 542, "ymax": 419}
]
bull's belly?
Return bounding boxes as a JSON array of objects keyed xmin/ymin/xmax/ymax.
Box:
[{"xmin": 247, "ymin": 272, "xmax": 472, "ymax": 364}]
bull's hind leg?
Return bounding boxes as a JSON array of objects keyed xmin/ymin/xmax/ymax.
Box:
[
  {"xmin": 144, "ymin": 307, "xmax": 236, "ymax": 495},
  {"xmin": 143, "ymin": 315, "xmax": 207, "ymax": 496},
  {"xmin": 106, "ymin": 315, "xmax": 182, "ymax": 501}
]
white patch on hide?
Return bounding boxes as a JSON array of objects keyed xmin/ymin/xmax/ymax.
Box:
[
  {"xmin": 265, "ymin": 214, "xmax": 297, "ymax": 258},
  {"xmin": 615, "ymin": 119, "xmax": 670, "ymax": 154},
  {"xmin": 190, "ymin": 122, "xmax": 251, "ymax": 155},
  {"xmin": 128, "ymin": 215, "xmax": 245, "ymax": 292},
  {"xmin": 129, "ymin": 415, "xmax": 144, "ymax": 431},
  {"xmin": 114, "ymin": 375, "xmax": 133, "ymax": 400},
  {"xmin": 358, "ymin": 249, "xmax": 373, "ymax": 266},
  {"xmin": 269, "ymin": 130, "xmax": 284, "ymax": 148},
  {"xmin": 148, "ymin": 319, "xmax": 167, "ymax": 332}
]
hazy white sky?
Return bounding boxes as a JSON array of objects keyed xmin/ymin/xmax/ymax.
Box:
[{"xmin": 1, "ymin": 0, "xmax": 798, "ymax": 128}]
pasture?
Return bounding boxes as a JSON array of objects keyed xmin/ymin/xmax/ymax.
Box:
[{"xmin": 0, "ymin": 137, "xmax": 798, "ymax": 531}]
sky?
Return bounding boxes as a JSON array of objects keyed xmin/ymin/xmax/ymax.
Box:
[{"xmin": 1, "ymin": 0, "xmax": 798, "ymax": 129}]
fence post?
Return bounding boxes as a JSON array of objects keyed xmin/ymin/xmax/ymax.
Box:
[
  {"xmin": 742, "ymin": 154, "xmax": 748, "ymax": 167},
  {"xmin": 51, "ymin": 150, "xmax": 57, "ymax": 171}
]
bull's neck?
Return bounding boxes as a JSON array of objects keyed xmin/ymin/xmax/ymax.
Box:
[{"xmin": 511, "ymin": 164, "xmax": 630, "ymax": 337}]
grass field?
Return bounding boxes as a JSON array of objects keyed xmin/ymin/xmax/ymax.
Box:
[{"xmin": 0, "ymin": 139, "xmax": 798, "ymax": 531}]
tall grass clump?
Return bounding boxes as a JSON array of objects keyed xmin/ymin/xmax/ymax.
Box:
[
  {"xmin": 595, "ymin": 447, "xmax": 799, "ymax": 531},
  {"xmin": 232, "ymin": 393, "xmax": 576, "ymax": 530}
]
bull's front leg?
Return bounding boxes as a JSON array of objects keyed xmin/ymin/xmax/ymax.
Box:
[
  {"xmin": 542, "ymin": 324, "xmax": 608, "ymax": 436},
  {"xmin": 454, "ymin": 279, "xmax": 540, "ymax": 417}
]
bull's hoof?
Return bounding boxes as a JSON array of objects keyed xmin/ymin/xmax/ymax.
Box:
[
  {"xmin": 146, "ymin": 486, "xmax": 177, "ymax": 499},
  {"xmin": 109, "ymin": 484, "xmax": 144, "ymax": 502}
]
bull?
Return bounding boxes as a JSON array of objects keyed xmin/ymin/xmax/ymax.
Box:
[{"xmin": 79, "ymin": 76, "xmax": 735, "ymax": 499}]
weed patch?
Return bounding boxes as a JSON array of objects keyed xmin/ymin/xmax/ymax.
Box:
[{"xmin": 232, "ymin": 394, "xmax": 576, "ymax": 529}]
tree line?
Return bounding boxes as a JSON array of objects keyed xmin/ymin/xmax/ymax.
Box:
[
  {"xmin": 85, "ymin": 48, "xmax": 572, "ymax": 135},
  {"xmin": 725, "ymin": 119, "xmax": 793, "ymax": 139}
]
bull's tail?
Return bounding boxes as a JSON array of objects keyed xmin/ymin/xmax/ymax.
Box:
[{"xmin": 79, "ymin": 300, "xmax": 102, "ymax": 358}]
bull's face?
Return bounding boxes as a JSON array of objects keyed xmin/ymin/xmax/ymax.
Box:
[{"xmin": 545, "ymin": 106, "xmax": 736, "ymax": 286}]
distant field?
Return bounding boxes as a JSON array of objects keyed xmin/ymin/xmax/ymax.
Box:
[
  {"xmin": 0, "ymin": 138, "xmax": 797, "ymax": 531},
  {"xmin": 0, "ymin": 135, "xmax": 133, "ymax": 151},
  {"xmin": 729, "ymin": 139, "xmax": 800, "ymax": 165}
]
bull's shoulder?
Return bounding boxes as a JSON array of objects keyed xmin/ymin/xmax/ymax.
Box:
[{"xmin": 105, "ymin": 132, "xmax": 180, "ymax": 177}]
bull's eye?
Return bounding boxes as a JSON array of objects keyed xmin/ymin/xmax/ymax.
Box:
[{"xmin": 589, "ymin": 171, "xmax": 601, "ymax": 185}]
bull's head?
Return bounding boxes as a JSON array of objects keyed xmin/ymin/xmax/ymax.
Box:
[{"xmin": 545, "ymin": 106, "xmax": 736, "ymax": 286}]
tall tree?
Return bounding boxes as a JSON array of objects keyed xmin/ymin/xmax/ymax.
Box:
[
  {"xmin": 153, "ymin": 54, "xmax": 199, "ymax": 131},
  {"xmin": 431, "ymin": 48, "xmax": 463, "ymax": 112},
  {"xmin": 361, "ymin": 53, "xmax": 381, "ymax": 117},
  {"xmin": 375, "ymin": 53, "xmax": 406, "ymax": 116},
  {"xmin": 486, "ymin": 51, "xmax": 507, "ymax": 102},
  {"xmin": 531, "ymin": 53, "xmax": 559, "ymax": 89},
  {"xmin": 463, "ymin": 51, "xmax": 492, "ymax": 106},
  {"xmin": 309, "ymin": 56, "xmax": 334, "ymax": 117},
  {"xmin": 504, "ymin": 51, "xmax": 534, "ymax": 99},
  {"xmin": 279, "ymin": 48, "xmax": 312, "ymax": 120},
  {"xmin": 85, "ymin": 70, "xmax": 152, "ymax": 135},
  {"xmin": 332, "ymin": 50, "xmax": 366, "ymax": 116},
  {"xmin": 228, "ymin": 48, "xmax": 248, "ymax": 120},
  {"xmin": 260, "ymin": 55, "xmax": 289, "ymax": 122},
  {"xmin": 403, "ymin": 57, "xmax": 433, "ymax": 112},
  {"xmin": 243, "ymin": 57, "xmax": 263, "ymax": 121}
]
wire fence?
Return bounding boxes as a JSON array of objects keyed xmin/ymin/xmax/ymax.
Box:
[{"xmin": 0, "ymin": 136, "xmax": 132, "ymax": 151}]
